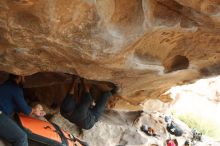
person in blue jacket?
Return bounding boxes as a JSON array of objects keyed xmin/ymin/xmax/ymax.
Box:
[{"xmin": 0, "ymin": 74, "xmax": 45, "ymax": 146}]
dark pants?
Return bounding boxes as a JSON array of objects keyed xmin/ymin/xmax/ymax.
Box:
[
  {"xmin": 64, "ymin": 91, "xmax": 112, "ymax": 130},
  {"xmin": 0, "ymin": 113, "xmax": 28, "ymax": 146},
  {"xmin": 91, "ymin": 91, "xmax": 112, "ymax": 120}
]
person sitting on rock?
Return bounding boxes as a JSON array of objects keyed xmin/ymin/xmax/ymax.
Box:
[
  {"xmin": 0, "ymin": 74, "xmax": 46, "ymax": 146},
  {"xmin": 60, "ymin": 77, "xmax": 118, "ymax": 130}
]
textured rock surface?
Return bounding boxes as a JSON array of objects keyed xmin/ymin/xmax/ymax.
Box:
[
  {"xmin": 51, "ymin": 111, "xmax": 220, "ymax": 146},
  {"xmin": 1, "ymin": 110, "xmax": 219, "ymax": 146},
  {"xmin": 0, "ymin": 0, "xmax": 220, "ymax": 107}
]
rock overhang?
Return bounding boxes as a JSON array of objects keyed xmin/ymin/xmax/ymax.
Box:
[{"xmin": 0, "ymin": 0, "xmax": 220, "ymax": 109}]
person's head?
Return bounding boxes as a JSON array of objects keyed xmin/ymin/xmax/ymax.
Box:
[{"xmin": 8, "ymin": 74, "xmax": 25, "ymax": 86}]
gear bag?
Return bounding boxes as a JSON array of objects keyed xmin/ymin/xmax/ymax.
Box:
[
  {"xmin": 15, "ymin": 114, "xmax": 84, "ymax": 146},
  {"xmin": 167, "ymin": 121, "xmax": 183, "ymax": 137}
]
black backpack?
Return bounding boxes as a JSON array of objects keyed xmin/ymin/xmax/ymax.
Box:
[{"xmin": 167, "ymin": 121, "xmax": 183, "ymax": 136}]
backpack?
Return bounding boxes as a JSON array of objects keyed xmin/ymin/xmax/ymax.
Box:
[
  {"xmin": 192, "ymin": 129, "xmax": 202, "ymax": 141},
  {"xmin": 167, "ymin": 122, "xmax": 183, "ymax": 136},
  {"xmin": 15, "ymin": 114, "xmax": 85, "ymax": 146}
]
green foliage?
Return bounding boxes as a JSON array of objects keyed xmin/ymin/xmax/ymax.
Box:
[{"xmin": 177, "ymin": 113, "xmax": 220, "ymax": 140}]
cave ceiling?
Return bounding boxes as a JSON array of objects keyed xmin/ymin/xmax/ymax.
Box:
[{"xmin": 0, "ymin": 0, "xmax": 220, "ymax": 109}]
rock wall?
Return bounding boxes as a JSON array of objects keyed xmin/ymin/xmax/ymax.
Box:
[
  {"xmin": 0, "ymin": 0, "xmax": 220, "ymax": 108},
  {"xmin": 51, "ymin": 111, "xmax": 220, "ymax": 146}
]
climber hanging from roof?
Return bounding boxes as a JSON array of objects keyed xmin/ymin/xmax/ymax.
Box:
[{"xmin": 60, "ymin": 76, "xmax": 118, "ymax": 130}]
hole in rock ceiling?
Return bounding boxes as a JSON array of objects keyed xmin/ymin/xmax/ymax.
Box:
[{"xmin": 165, "ymin": 55, "xmax": 189, "ymax": 73}]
